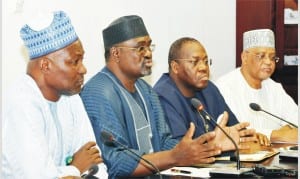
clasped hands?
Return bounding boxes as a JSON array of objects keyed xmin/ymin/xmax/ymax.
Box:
[
  {"xmin": 270, "ymin": 124, "xmax": 298, "ymax": 143},
  {"xmin": 209, "ymin": 111, "xmax": 270, "ymax": 152},
  {"xmin": 172, "ymin": 111, "xmax": 271, "ymax": 166}
]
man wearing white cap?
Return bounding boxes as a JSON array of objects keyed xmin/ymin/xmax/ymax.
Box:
[
  {"xmin": 215, "ymin": 29, "xmax": 298, "ymax": 143},
  {"xmin": 2, "ymin": 11, "xmax": 108, "ymax": 178}
]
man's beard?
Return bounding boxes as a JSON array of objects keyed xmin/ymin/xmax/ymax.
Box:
[{"xmin": 140, "ymin": 62, "xmax": 152, "ymax": 76}]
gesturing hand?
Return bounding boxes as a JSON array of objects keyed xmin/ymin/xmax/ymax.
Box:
[
  {"xmin": 71, "ymin": 141, "xmax": 102, "ymax": 174},
  {"xmin": 211, "ymin": 112, "xmax": 256, "ymax": 151},
  {"xmin": 172, "ymin": 123, "xmax": 221, "ymax": 166}
]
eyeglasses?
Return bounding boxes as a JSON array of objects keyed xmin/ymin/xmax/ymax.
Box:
[
  {"xmin": 115, "ymin": 44, "xmax": 155, "ymax": 54},
  {"xmin": 174, "ymin": 57, "xmax": 212, "ymax": 67},
  {"xmin": 246, "ymin": 51, "xmax": 280, "ymax": 63}
]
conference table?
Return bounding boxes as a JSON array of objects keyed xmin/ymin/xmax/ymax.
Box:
[{"xmin": 122, "ymin": 143, "xmax": 298, "ymax": 179}]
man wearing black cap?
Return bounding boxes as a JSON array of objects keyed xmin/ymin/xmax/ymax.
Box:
[{"xmin": 80, "ymin": 15, "xmax": 222, "ymax": 178}]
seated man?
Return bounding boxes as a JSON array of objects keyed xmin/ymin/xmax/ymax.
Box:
[
  {"xmin": 153, "ymin": 37, "xmax": 268, "ymax": 149},
  {"xmin": 2, "ymin": 11, "xmax": 108, "ymax": 178},
  {"xmin": 215, "ymin": 29, "xmax": 298, "ymax": 143},
  {"xmin": 80, "ymin": 15, "xmax": 224, "ymax": 178}
]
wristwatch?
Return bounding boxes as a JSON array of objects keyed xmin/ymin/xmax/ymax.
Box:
[{"xmin": 65, "ymin": 156, "xmax": 73, "ymax": 165}]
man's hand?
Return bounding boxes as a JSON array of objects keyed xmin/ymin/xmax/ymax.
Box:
[
  {"xmin": 71, "ymin": 141, "xmax": 102, "ymax": 174},
  {"xmin": 211, "ymin": 112, "xmax": 256, "ymax": 151},
  {"xmin": 171, "ymin": 123, "xmax": 222, "ymax": 166},
  {"xmin": 271, "ymin": 125, "xmax": 298, "ymax": 143},
  {"xmin": 255, "ymin": 132, "xmax": 271, "ymax": 146}
]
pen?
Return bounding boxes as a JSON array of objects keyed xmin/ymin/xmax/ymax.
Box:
[{"xmin": 171, "ymin": 168, "xmax": 192, "ymax": 174}]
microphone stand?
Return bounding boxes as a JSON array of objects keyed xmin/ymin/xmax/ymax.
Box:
[
  {"xmin": 101, "ymin": 131, "xmax": 162, "ymax": 179},
  {"xmin": 113, "ymin": 140, "xmax": 163, "ymax": 179},
  {"xmin": 198, "ymin": 110, "xmax": 240, "ymax": 170},
  {"xmin": 191, "ymin": 98, "xmax": 252, "ymax": 176},
  {"xmin": 260, "ymin": 109, "xmax": 298, "ymax": 128},
  {"xmin": 249, "ymin": 103, "xmax": 298, "ymax": 128}
]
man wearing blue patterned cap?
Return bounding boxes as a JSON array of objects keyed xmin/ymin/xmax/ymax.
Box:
[
  {"xmin": 80, "ymin": 15, "xmax": 222, "ymax": 178},
  {"xmin": 2, "ymin": 11, "xmax": 108, "ymax": 178},
  {"xmin": 216, "ymin": 29, "xmax": 298, "ymax": 143}
]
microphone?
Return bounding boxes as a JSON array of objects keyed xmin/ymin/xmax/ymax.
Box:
[
  {"xmin": 191, "ymin": 98, "xmax": 251, "ymax": 176},
  {"xmin": 249, "ymin": 103, "xmax": 298, "ymax": 128},
  {"xmin": 81, "ymin": 165, "xmax": 99, "ymax": 179},
  {"xmin": 100, "ymin": 131, "xmax": 162, "ymax": 179}
]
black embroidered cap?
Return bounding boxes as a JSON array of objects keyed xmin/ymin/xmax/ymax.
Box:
[{"xmin": 102, "ymin": 15, "xmax": 149, "ymax": 49}]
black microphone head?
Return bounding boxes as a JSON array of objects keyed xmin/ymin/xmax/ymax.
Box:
[
  {"xmin": 87, "ymin": 165, "xmax": 99, "ymax": 176},
  {"xmin": 249, "ymin": 103, "xmax": 261, "ymax": 111},
  {"xmin": 191, "ymin": 98, "xmax": 203, "ymax": 111},
  {"xmin": 100, "ymin": 131, "xmax": 115, "ymax": 146}
]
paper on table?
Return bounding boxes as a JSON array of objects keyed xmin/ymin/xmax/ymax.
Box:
[
  {"xmin": 278, "ymin": 146, "xmax": 298, "ymax": 158},
  {"xmin": 216, "ymin": 150, "xmax": 279, "ymax": 162},
  {"xmin": 193, "ymin": 162, "xmax": 236, "ymax": 168},
  {"xmin": 161, "ymin": 166, "xmax": 211, "ymax": 178},
  {"xmin": 271, "ymin": 140, "xmax": 298, "ymax": 145}
]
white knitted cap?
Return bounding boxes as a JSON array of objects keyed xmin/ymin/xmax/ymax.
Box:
[{"xmin": 243, "ymin": 29, "xmax": 275, "ymax": 50}]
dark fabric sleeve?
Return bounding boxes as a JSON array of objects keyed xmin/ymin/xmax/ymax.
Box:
[
  {"xmin": 158, "ymin": 97, "xmax": 189, "ymax": 139},
  {"xmin": 137, "ymin": 79, "xmax": 179, "ymax": 151},
  {"xmin": 80, "ymin": 74, "xmax": 141, "ymax": 178},
  {"xmin": 205, "ymin": 81, "xmax": 239, "ymax": 126}
]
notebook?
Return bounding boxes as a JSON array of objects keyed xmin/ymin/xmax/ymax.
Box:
[{"xmin": 215, "ymin": 150, "xmax": 279, "ymax": 162}]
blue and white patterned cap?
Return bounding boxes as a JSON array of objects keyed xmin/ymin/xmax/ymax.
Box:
[
  {"xmin": 20, "ymin": 11, "xmax": 78, "ymax": 59},
  {"xmin": 243, "ymin": 29, "xmax": 275, "ymax": 50}
]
